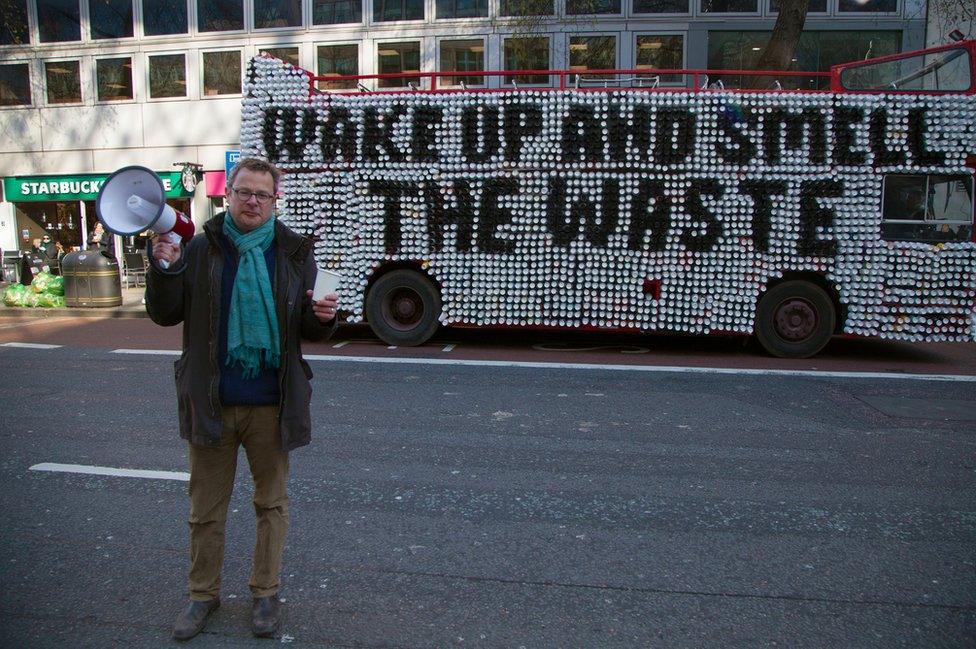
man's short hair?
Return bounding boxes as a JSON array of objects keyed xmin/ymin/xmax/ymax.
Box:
[{"xmin": 226, "ymin": 157, "xmax": 281, "ymax": 193}]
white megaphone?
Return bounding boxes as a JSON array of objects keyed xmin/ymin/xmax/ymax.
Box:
[{"xmin": 96, "ymin": 165, "xmax": 196, "ymax": 269}]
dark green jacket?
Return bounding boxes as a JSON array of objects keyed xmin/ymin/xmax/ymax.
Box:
[{"xmin": 146, "ymin": 212, "xmax": 335, "ymax": 451}]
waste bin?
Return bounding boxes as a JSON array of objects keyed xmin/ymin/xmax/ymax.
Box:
[{"xmin": 61, "ymin": 250, "xmax": 122, "ymax": 307}]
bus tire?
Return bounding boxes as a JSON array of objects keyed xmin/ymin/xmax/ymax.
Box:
[
  {"xmin": 754, "ymin": 280, "xmax": 835, "ymax": 358},
  {"xmin": 365, "ymin": 269, "xmax": 441, "ymax": 346}
]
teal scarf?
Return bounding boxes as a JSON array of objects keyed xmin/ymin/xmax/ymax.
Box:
[{"xmin": 223, "ymin": 215, "xmax": 280, "ymax": 379}]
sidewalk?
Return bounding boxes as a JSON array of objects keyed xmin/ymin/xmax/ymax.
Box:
[{"xmin": 0, "ymin": 282, "xmax": 149, "ymax": 319}]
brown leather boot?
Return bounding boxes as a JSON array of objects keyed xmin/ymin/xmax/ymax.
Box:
[
  {"xmin": 251, "ymin": 595, "xmax": 281, "ymax": 637},
  {"xmin": 172, "ymin": 598, "xmax": 220, "ymax": 640}
]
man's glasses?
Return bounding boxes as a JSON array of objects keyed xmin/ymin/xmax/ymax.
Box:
[{"xmin": 231, "ymin": 187, "xmax": 275, "ymax": 204}]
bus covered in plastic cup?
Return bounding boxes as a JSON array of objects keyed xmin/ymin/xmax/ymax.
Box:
[{"xmin": 239, "ymin": 40, "xmax": 976, "ymax": 358}]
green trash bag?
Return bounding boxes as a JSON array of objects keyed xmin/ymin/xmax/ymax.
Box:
[
  {"xmin": 20, "ymin": 291, "xmax": 40, "ymax": 307},
  {"xmin": 47, "ymin": 275, "xmax": 65, "ymax": 296},
  {"xmin": 36, "ymin": 293, "xmax": 65, "ymax": 308},
  {"xmin": 31, "ymin": 271, "xmax": 54, "ymax": 294},
  {"xmin": 3, "ymin": 284, "xmax": 30, "ymax": 307}
]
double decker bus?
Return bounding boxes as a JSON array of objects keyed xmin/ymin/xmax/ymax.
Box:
[{"xmin": 240, "ymin": 40, "xmax": 975, "ymax": 358}]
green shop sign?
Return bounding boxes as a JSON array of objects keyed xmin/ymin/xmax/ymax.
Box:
[{"xmin": 3, "ymin": 171, "xmax": 193, "ymax": 202}]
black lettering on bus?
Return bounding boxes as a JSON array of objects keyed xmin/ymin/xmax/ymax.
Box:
[
  {"xmin": 740, "ymin": 179, "xmax": 788, "ymax": 254},
  {"xmin": 477, "ymin": 178, "xmax": 519, "ymax": 254},
  {"xmin": 798, "ymin": 179, "xmax": 843, "ymax": 258},
  {"xmin": 680, "ymin": 179, "xmax": 725, "ymax": 253},
  {"xmin": 762, "ymin": 108, "xmax": 827, "ymax": 165},
  {"xmin": 628, "ymin": 178, "xmax": 672, "ymax": 252},
  {"xmin": 608, "ymin": 104, "xmax": 652, "ymax": 164},
  {"xmin": 363, "ymin": 105, "xmax": 408, "ymax": 163},
  {"xmin": 714, "ymin": 111, "xmax": 757, "ymax": 166},
  {"xmin": 831, "ymin": 106, "xmax": 866, "ymax": 166},
  {"xmin": 907, "ymin": 107, "xmax": 946, "ymax": 166},
  {"xmin": 502, "ymin": 102, "xmax": 543, "ymax": 162},
  {"xmin": 369, "ymin": 179, "xmax": 413, "ymax": 255},
  {"xmin": 653, "ymin": 108, "xmax": 696, "ymax": 166},
  {"xmin": 461, "ymin": 106, "xmax": 502, "ymax": 163},
  {"xmin": 424, "ymin": 180, "xmax": 476, "ymax": 253},
  {"xmin": 546, "ymin": 177, "xmax": 579, "ymax": 247},
  {"xmin": 411, "ymin": 105, "xmax": 444, "ymax": 163},
  {"xmin": 561, "ymin": 103, "xmax": 603, "ymax": 163},
  {"xmin": 261, "ymin": 107, "xmax": 282, "ymax": 162},
  {"xmin": 584, "ymin": 178, "xmax": 622, "ymax": 248},
  {"xmin": 868, "ymin": 108, "xmax": 907, "ymax": 166},
  {"xmin": 319, "ymin": 107, "xmax": 357, "ymax": 163}
]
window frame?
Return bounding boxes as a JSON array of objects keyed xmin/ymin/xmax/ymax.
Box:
[
  {"xmin": 36, "ymin": 0, "xmax": 83, "ymax": 44},
  {"xmin": 567, "ymin": 33, "xmax": 619, "ymax": 78},
  {"xmin": 257, "ymin": 44, "xmax": 302, "ymax": 68},
  {"xmin": 315, "ymin": 41, "xmax": 361, "ymax": 90},
  {"xmin": 196, "ymin": 0, "xmax": 247, "ymax": 34},
  {"xmin": 93, "ymin": 54, "xmax": 136, "ymax": 103},
  {"xmin": 140, "ymin": 0, "xmax": 190, "ymax": 38},
  {"xmin": 0, "ymin": 0, "xmax": 32, "ymax": 47},
  {"xmin": 696, "ymin": 0, "xmax": 760, "ymax": 16},
  {"xmin": 252, "ymin": 0, "xmax": 304, "ymax": 31},
  {"xmin": 836, "ymin": 0, "xmax": 900, "ymax": 16},
  {"xmin": 375, "ymin": 39, "xmax": 423, "ymax": 89},
  {"xmin": 434, "ymin": 0, "xmax": 490, "ymax": 20},
  {"xmin": 633, "ymin": 31, "xmax": 687, "ymax": 86},
  {"xmin": 146, "ymin": 50, "xmax": 189, "ymax": 102},
  {"xmin": 311, "ymin": 0, "xmax": 364, "ymax": 26},
  {"xmin": 371, "ymin": 0, "xmax": 425, "ymax": 24},
  {"xmin": 565, "ymin": 0, "xmax": 622, "ymax": 17},
  {"xmin": 200, "ymin": 47, "xmax": 243, "ymax": 98},
  {"xmin": 88, "ymin": 0, "xmax": 136, "ymax": 41},
  {"xmin": 631, "ymin": 0, "xmax": 690, "ymax": 16},
  {"xmin": 0, "ymin": 60, "xmax": 33, "ymax": 108},
  {"xmin": 502, "ymin": 34, "xmax": 553, "ymax": 87},
  {"xmin": 437, "ymin": 35, "xmax": 488, "ymax": 88},
  {"xmin": 43, "ymin": 57, "xmax": 84, "ymax": 106}
]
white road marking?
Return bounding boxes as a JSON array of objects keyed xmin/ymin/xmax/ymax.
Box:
[
  {"xmin": 442, "ymin": 344, "xmax": 456, "ymax": 352},
  {"xmin": 111, "ymin": 348, "xmax": 180, "ymax": 355},
  {"xmin": 388, "ymin": 345, "xmax": 398, "ymax": 350},
  {"xmin": 30, "ymin": 462, "xmax": 189, "ymax": 482},
  {"xmin": 332, "ymin": 341, "xmax": 349, "ymax": 348},
  {"xmin": 109, "ymin": 349, "xmax": 976, "ymax": 383},
  {"xmin": 0, "ymin": 318, "xmax": 74, "ymax": 330},
  {"xmin": 2, "ymin": 342, "xmax": 63, "ymax": 349}
]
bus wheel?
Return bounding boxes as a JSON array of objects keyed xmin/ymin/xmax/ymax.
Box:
[
  {"xmin": 754, "ymin": 280, "xmax": 835, "ymax": 358},
  {"xmin": 366, "ymin": 269, "xmax": 441, "ymax": 346}
]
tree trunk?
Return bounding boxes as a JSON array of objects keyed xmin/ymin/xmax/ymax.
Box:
[{"xmin": 747, "ymin": 0, "xmax": 811, "ymax": 89}]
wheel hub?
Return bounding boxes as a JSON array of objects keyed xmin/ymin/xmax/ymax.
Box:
[
  {"xmin": 774, "ymin": 298, "xmax": 817, "ymax": 342},
  {"xmin": 386, "ymin": 288, "xmax": 424, "ymax": 330}
]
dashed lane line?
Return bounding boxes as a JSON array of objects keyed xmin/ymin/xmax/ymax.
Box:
[
  {"xmin": 2, "ymin": 342, "xmax": 63, "ymax": 349},
  {"xmin": 29, "ymin": 462, "xmax": 189, "ymax": 482}
]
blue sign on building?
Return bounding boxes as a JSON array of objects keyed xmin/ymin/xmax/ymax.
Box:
[{"xmin": 225, "ymin": 150, "xmax": 241, "ymax": 176}]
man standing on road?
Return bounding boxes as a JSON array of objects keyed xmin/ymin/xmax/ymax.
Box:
[{"xmin": 145, "ymin": 157, "xmax": 340, "ymax": 640}]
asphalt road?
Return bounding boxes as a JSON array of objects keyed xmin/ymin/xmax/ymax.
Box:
[{"xmin": 0, "ymin": 327, "xmax": 974, "ymax": 647}]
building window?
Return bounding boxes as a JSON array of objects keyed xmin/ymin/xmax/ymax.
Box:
[
  {"xmin": 373, "ymin": 0, "xmax": 423, "ymax": 21},
  {"xmin": 770, "ymin": 0, "xmax": 824, "ymax": 11},
  {"xmin": 45, "ymin": 60, "xmax": 82, "ymax": 104},
  {"xmin": 254, "ymin": 0, "xmax": 302, "ymax": 28},
  {"xmin": 38, "ymin": 0, "xmax": 81, "ymax": 42},
  {"xmin": 1, "ymin": 1, "xmax": 30, "ymax": 45},
  {"xmin": 436, "ymin": 0, "xmax": 488, "ymax": 18},
  {"xmin": 636, "ymin": 34, "xmax": 683, "ymax": 83},
  {"xmin": 841, "ymin": 45, "xmax": 971, "ymax": 92},
  {"xmin": 440, "ymin": 39, "xmax": 484, "ymax": 86},
  {"xmin": 317, "ymin": 44, "xmax": 358, "ymax": 89},
  {"xmin": 707, "ymin": 30, "xmax": 901, "ymax": 89},
  {"xmin": 198, "ymin": 0, "xmax": 244, "ymax": 32},
  {"xmin": 259, "ymin": 46, "xmax": 300, "ymax": 67},
  {"xmin": 0, "ymin": 63, "xmax": 31, "ymax": 106},
  {"xmin": 700, "ymin": 0, "xmax": 757, "ymax": 12},
  {"xmin": 569, "ymin": 36, "xmax": 616, "ymax": 79},
  {"xmin": 96, "ymin": 57, "xmax": 134, "ymax": 101},
  {"xmin": 377, "ymin": 41, "xmax": 421, "ymax": 87},
  {"xmin": 313, "ymin": 0, "xmax": 362, "ymax": 24},
  {"xmin": 89, "ymin": 0, "xmax": 134, "ymax": 39},
  {"xmin": 203, "ymin": 50, "xmax": 242, "ymax": 95},
  {"xmin": 499, "ymin": 0, "xmax": 552, "ymax": 15},
  {"xmin": 633, "ymin": 0, "xmax": 687, "ymax": 12},
  {"xmin": 143, "ymin": 0, "xmax": 188, "ymax": 35},
  {"xmin": 566, "ymin": 0, "xmax": 620, "ymax": 14},
  {"xmin": 838, "ymin": 0, "xmax": 896, "ymax": 11},
  {"xmin": 504, "ymin": 37, "xmax": 550, "ymax": 85},
  {"xmin": 148, "ymin": 54, "xmax": 186, "ymax": 98}
]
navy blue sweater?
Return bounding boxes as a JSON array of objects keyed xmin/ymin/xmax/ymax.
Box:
[{"xmin": 217, "ymin": 233, "xmax": 280, "ymax": 406}]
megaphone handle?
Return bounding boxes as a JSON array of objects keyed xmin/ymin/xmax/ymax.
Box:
[{"xmin": 155, "ymin": 231, "xmax": 180, "ymax": 270}]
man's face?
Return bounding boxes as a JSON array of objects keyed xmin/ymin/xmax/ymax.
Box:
[{"xmin": 227, "ymin": 168, "xmax": 276, "ymax": 233}]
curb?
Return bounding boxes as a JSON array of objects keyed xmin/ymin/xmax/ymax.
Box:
[{"xmin": 0, "ymin": 306, "xmax": 149, "ymax": 319}]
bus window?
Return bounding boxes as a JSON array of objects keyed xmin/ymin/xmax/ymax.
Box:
[
  {"xmin": 840, "ymin": 46, "xmax": 972, "ymax": 92},
  {"xmin": 882, "ymin": 174, "xmax": 974, "ymax": 243}
]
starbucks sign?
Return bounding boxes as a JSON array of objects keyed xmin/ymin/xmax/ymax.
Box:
[{"xmin": 3, "ymin": 171, "xmax": 193, "ymax": 202}]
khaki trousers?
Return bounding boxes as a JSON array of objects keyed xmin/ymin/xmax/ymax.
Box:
[{"xmin": 187, "ymin": 405, "xmax": 289, "ymax": 600}]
